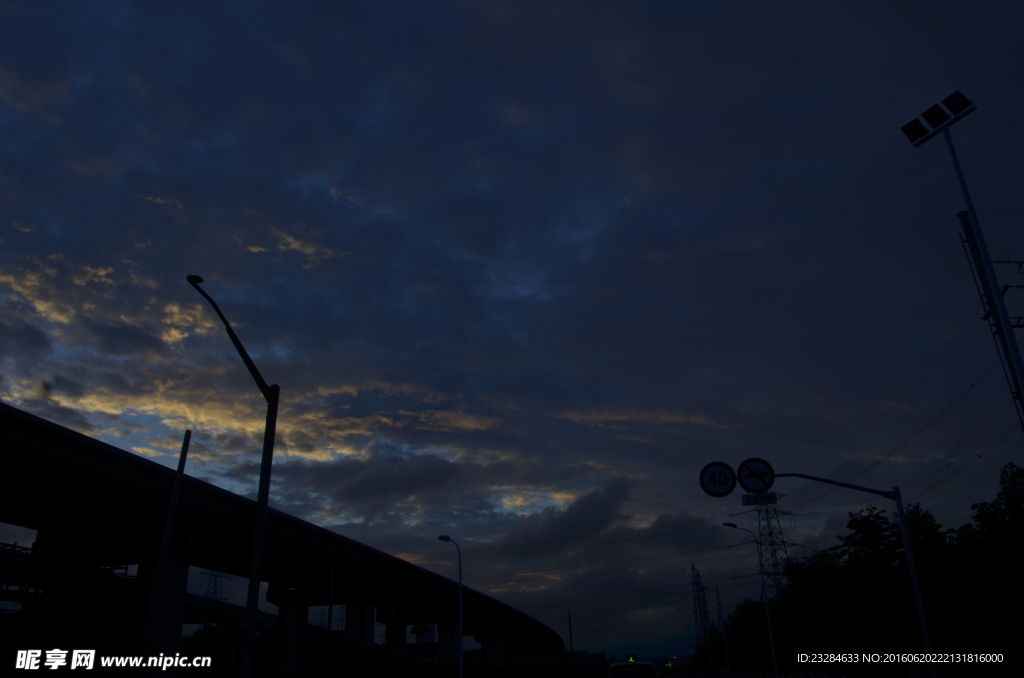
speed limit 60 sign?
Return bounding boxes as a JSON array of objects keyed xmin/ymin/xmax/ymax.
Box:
[{"xmin": 699, "ymin": 462, "xmax": 736, "ymax": 498}]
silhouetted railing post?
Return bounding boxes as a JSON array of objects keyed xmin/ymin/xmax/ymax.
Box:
[{"xmin": 141, "ymin": 430, "xmax": 191, "ymax": 657}]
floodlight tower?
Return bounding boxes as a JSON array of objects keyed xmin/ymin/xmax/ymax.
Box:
[{"xmin": 902, "ymin": 91, "xmax": 1024, "ymax": 432}]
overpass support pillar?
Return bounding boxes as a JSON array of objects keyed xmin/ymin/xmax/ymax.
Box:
[
  {"xmin": 279, "ymin": 600, "xmax": 308, "ymax": 678},
  {"xmin": 480, "ymin": 633, "xmax": 505, "ymax": 666},
  {"xmin": 343, "ymin": 603, "xmax": 375, "ymax": 648},
  {"xmin": 154, "ymin": 559, "xmax": 189, "ymax": 657},
  {"xmin": 385, "ymin": 620, "xmax": 407, "ymax": 660},
  {"xmin": 437, "ymin": 623, "xmax": 457, "ymax": 663}
]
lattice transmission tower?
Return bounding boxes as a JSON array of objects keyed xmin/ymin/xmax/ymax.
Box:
[
  {"xmin": 755, "ymin": 500, "xmax": 789, "ymax": 600},
  {"xmin": 690, "ymin": 563, "xmax": 714, "ymax": 674}
]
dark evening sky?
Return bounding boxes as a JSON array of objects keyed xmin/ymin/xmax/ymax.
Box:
[{"xmin": 2, "ymin": 0, "xmax": 1023, "ymax": 660}]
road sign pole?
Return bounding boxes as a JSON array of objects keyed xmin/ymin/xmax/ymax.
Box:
[
  {"xmin": 775, "ymin": 473, "xmax": 936, "ymax": 678},
  {"xmin": 894, "ymin": 487, "xmax": 933, "ymax": 660}
]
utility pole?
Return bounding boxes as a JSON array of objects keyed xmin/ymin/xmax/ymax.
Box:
[
  {"xmin": 715, "ymin": 587, "xmax": 731, "ymax": 675},
  {"xmin": 567, "ymin": 608, "xmax": 573, "ymax": 653}
]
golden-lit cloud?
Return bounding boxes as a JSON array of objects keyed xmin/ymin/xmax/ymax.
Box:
[
  {"xmin": 0, "ymin": 256, "xmax": 73, "ymax": 323},
  {"xmin": 233, "ymin": 236, "xmax": 268, "ymax": 253},
  {"xmin": 407, "ymin": 409, "xmax": 502, "ymax": 432},
  {"xmin": 130, "ymin": 446, "xmax": 168, "ymax": 458},
  {"xmin": 363, "ymin": 379, "xmax": 449, "ymax": 403},
  {"xmin": 310, "ymin": 380, "xmax": 447, "ymax": 404},
  {"xmin": 71, "ymin": 265, "xmax": 116, "ymax": 287},
  {"xmin": 499, "ymin": 488, "xmax": 579, "ymax": 513},
  {"xmin": 129, "ymin": 272, "xmax": 159, "ymax": 289},
  {"xmin": 272, "ymin": 228, "xmax": 350, "ymax": 268},
  {"xmin": 330, "ymin": 187, "xmax": 358, "ymax": 203},
  {"xmin": 561, "ymin": 408, "xmax": 731, "ymax": 430},
  {"xmin": 315, "ymin": 383, "xmax": 360, "ymax": 398},
  {"xmin": 161, "ymin": 301, "xmax": 218, "ymax": 343},
  {"xmin": 136, "ymin": 195, "xmax": 185, "ymax": 210}
]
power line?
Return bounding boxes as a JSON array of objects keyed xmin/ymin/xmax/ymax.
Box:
[
  {"xmin": 787, "ymin": 360, "xmax": 998, "ymax": 509},
  {"xmin": 426, "ymin": 518, "xmax": 716, "ymax": 562}
]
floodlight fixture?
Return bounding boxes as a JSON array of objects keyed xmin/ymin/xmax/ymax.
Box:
[
  {"xmin": 901, "ymin": 90, "xmax": 975, "ymax": 147},
  {"xmin": 921, "ymin": 104, "xmax": 950, "ymax": 129},
  {"xmin": 942, "ymin": 90, "xmax": 972, "ymax": 116}
]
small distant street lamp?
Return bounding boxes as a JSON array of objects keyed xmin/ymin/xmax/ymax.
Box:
[
  {"xmin": 187, "ymin": 275, "xmax": 280, "ymax": 678},
  {"xmin": 723, "ymin": 523, "xmax": 779, "ymax": 678},
  {"xmin": 438, "ymin": 535, "xmax": 464, "ymax": 678},
  {"xmin": 902, "ymin": 92, "xmax": 1024, "ymax": 431}
]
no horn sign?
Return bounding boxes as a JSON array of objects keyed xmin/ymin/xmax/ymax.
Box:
[{"xmin": 737, "ymin": 457, "xmax": 775, "ymax": 494}]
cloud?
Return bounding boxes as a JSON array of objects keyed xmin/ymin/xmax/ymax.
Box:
[
  {"xmin": 1, "ymin": 0, "xmax": 1022, "ymax": 658},
  {"xmin": 407, "ymin": 409, "xmax": 502, "ymax": 432},
  {"xmin": 0, "ymin": 64, "xmax": 68, "ymax": 119},
  {"xmin": 561, "ymin": 408, "xmax": 732, "ymax": 430},
  {"xmin": 73, "ymin": 314, "xmax": 168, "ymax": 358},
  {"xmin": 0, "ymin": 318, "xmax": 51, "ymax": 360},
  {"xmin": 500, "ymin": 478, "xmax": 636, "ymax": 551},
  {"xmin": 272, "ymin": 228, "xmax": 350, "ymax": 268},
  {"xmin": 161, "ymin": 302, "xmax": 218, "ymax": 343},
  {"xmin": 136, "ymin": 195, "xmax": 185, "ymax": 210}
]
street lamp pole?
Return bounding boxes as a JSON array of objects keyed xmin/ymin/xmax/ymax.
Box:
[
  {"xmin": 187, "ymin": 276, "xmax": 280, "ymax": 678},
  {"xmin": 438, "ymin": 535, "xmax": 463, "ymax": 678},
  {"xmin": 723, "ymin": 523, "xmax": 779, "ymax": 677}
]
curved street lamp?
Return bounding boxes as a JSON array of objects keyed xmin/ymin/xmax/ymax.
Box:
[
  {"xmin": 438, "ymin": 535, "xmax": 463, "ymax": 678},
  {"xmin": 187, "ymin": 275, "xmax": 280, "ymax": 678},
  {"xmin": 723, "ymin": 522, "xmax": 779, "ymax": 677}
]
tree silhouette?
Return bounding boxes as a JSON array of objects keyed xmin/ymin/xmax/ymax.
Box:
[{"xmin": 685, "ymin": 463, "xmax": 1021, "ymax": 677}]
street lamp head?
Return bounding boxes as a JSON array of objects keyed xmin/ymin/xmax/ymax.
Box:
[
  {"xmin": 723, "ymin": 522, "xmax": 738, "ymax": 528},
  {"xmin": 942, "ymin": 90, "xmax": 972, "ymax": 116},
  {"xmin": 901, "ymin": 90, "xmax": 975, "ymax": 147},
  {"xmin": 921, "ymin": 104, "xmax": 950, "ymax": 129},
  {"xmin": 186, "ymin": 275, "xmax": 204, "ymax": 284},
  {"xmin": 438, "ymin": 535, "xmax": 451, "ymax": 542}
]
